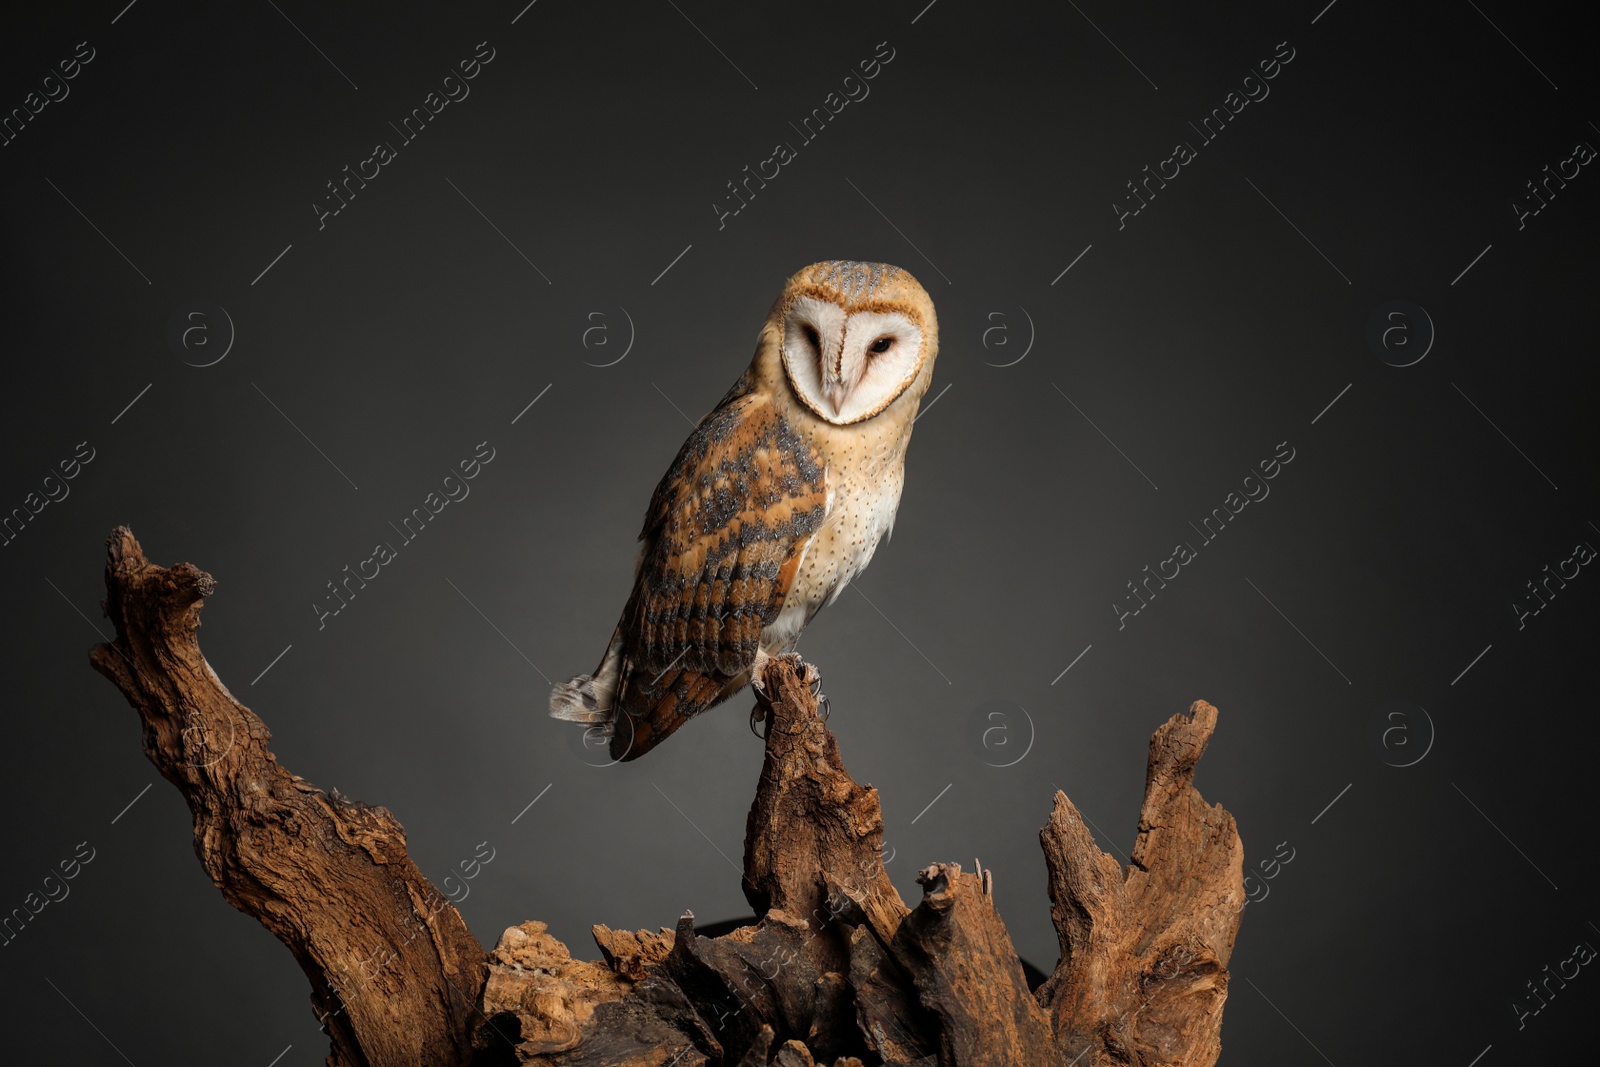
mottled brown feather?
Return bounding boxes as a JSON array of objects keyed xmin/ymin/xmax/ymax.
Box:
[{"xmin": 611, "ymin": 384, "xmax": 827, "ymax": 759}]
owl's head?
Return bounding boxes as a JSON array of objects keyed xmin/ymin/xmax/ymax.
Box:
[{"xmin": 770, "ymin": 260, "xmax": 938, "ymax": 426}]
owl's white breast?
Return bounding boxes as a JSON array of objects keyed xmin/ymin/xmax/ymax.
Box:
[
  {"xmin": 745, "ymin": 304, "xmax": 931, "ymax": 655},
  {"xmin": 762, "ymin": 423, "xmax": 911, "ymax": 653}
]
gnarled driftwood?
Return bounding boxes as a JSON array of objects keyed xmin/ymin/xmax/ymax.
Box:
[{"xmin": 89, "ymin": 528, "xmax": 1244, "ymax": 1067}]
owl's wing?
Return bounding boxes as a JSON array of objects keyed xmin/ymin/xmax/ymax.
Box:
[{"xmin": 612, "ymin": 382, "xmax": 827, "ymax": 759}]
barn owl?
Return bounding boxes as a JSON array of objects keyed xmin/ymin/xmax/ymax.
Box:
[{"xmin": 550, "ymin": 260, "xmax": 940, "ymax": 760}]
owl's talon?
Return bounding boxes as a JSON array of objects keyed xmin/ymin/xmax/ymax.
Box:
[
  {"xmin": 750, "ymin": 647, "xmax": 773, "ymax": 693},
  {"xmin": 750, "ymin": 703, "xmax": 770, "ymax": 740},
  {"xmin": 804, "ymin": 664, "xmax": 828, "ymax": 719}
]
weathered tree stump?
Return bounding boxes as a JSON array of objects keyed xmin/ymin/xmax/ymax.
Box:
[{"xmin": 89, "ymin": 528, "xmax": 1245, "ymax": 1067}]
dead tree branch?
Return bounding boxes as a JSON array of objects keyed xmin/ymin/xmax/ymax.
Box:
[
  {"xmin": 90, "ymin": 528, "xmax": 487, "ymax": 1067},
  {"xmin": 89, "ymin": 529, "xmax": 1244, "ymax": 1067}
]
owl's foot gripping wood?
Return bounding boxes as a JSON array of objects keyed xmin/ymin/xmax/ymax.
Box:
[
  {"xmin": 750, "ymin": 652, "xmax": 826, "ymax": 739},
  {"xmin": 751, "ymin": 650, "xmax": 815, "ymax": 696},
  {"xmin": 749, "ymin": 646, "xmax": 775, "ymax": 693}
]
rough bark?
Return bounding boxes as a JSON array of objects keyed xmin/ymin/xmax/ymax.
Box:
[
  {"xmin": 88, "ymin": 529, "xmax": 1244, "ymax": 1067},
  {"xmin": 89, "ymin": 528, "xmax": 487, "ymax": 1067},
  {"xmin": 741, "ymin": 657, "xmax": 908, "ymax": 942},
  {"xmin": 889, "ymin": 863, "xmax": 1061, "ymax": 1066},
  {"xmin": 1036, "ymin": 701, "xmax": 1246, "ymax": 1066}
]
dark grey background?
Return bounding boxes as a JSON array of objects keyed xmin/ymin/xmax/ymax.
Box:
[{"xmin": 2, "ymin": 0, "xmax": 1595, "ymax": 1063}]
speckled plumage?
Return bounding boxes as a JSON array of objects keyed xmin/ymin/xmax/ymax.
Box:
[{"xmin": 550, "ymin": 261, "xmax": 939, "ymax": 760}]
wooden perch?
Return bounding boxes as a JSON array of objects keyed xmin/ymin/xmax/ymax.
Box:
[{"xmin": 89, "ymin": 529, "xmax": 1244, "ymax": 1067}]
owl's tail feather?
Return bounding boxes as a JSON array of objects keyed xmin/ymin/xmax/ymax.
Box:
[{"xmin": 548, "ymin": 627, "xmax": 623, "ymax": 732}]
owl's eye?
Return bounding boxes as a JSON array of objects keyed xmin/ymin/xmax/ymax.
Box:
[
  {"xmin": 869, "ymin": 337, "xmax": 893, "ymax": 355},
  {"xmin": 801, "ymin": 324, "xmax": 821, "ymax": 349}
]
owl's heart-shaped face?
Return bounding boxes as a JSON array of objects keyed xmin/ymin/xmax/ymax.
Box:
[{"xmin": 781, "ymin": 297, "xmax": 926, "ymax": 425}]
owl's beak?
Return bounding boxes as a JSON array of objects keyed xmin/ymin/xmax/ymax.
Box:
[
  {"xmin": 822, "ymin": 381, "xmax": 849, "ymax": 415},
  {"xmin": 821, "ymin": 345, "xmax": 850, "ymax": 414}
]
